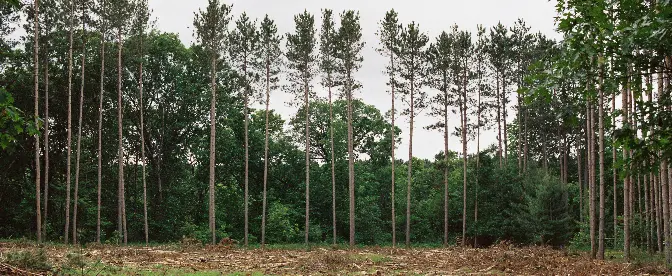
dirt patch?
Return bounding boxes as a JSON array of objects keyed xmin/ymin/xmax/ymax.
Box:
[{"xmin": 0, "ymin": 242, "xmax": 666, "ymax": 275}]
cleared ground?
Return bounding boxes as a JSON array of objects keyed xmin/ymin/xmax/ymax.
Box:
[{"xmin": 0, "ymin": 241, "xmax": 667, "ymax": 275}]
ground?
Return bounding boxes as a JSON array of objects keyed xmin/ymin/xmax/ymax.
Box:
[{"xmin": 0, "ymin": 241, "xmax": 667, "ymax": 275}]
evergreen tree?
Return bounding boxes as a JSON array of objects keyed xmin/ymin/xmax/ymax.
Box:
[
  {"xmin": 285, "ymin": 10, "xmax": 317, "ymax": 245},
  {"xmin": 193, "ymin": 0, "xmax": 232, "ymax": 245}
]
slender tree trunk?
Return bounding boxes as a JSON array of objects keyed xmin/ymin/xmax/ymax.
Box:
[
  {"xmin": 42, "ymin": 39, "xmax": 49, "ymax": 240},
  {"xmin": 244, "ymin": 60, "xmax": 249, "ymax": 247},
  {"xmin": 588, "ymin": 100, "xmax": 596, "ymax": 259},
  {"xmin": 390, "ymin": 52, "xmax": 396, "ymax": 248},
  {"xmin": 474, "ymin": 71, "xmax": 481, "ymax": 248},
  {"xmin": 461, "ymin": 67, "xmax": 467, "ymax": 247},
  {"xmin": 659, "ymin": 68, "xmax": 670, "ymax": 263},
  {"xmin": 597, "ymin": 67, "xmax": 605, "ymax": 259},
  {"xmin": 33, "ymin": 0, "xmax": 41, "ymax": 244},
  {"xmin": 612, "ymin": 88, "xmax": 617, "ymax": 246},
  {"xmin": 117, "ymin": 28, "xmax": 127, "ymax": 245},
  {"xmin": 96, "ymin": 13, "xmax": 105, "ymax": 243},
  {"xmin": 442, "ymin": 73, "xmax": 449, "ymax": 247},
  {"xmin": 305, "ymin": 77, "xmax": 311, "ymax": 245},
  {"xmin": 261, "ymin": 60, "xmax": 270, "ymax": 247},
  {"xmin": 503, "ymin": 77, "xmax": 507, "ymax": 165},
  {"xmin": 656, "ymin": 172, "xmax": 663, "ymax": 252},
  {"xmin": 73, "ymin": 17, "xmax": 86, "ymax": 244},
  {"xmin": 208, "ymin": 57, "xmax": 217, "ymax": 245},
  {"xmin": 329, "ymin": 73, "xmax": 336, "ymax": 246},
  {"xmin": 624, "ymin": 79, "xmax": 632, "ymax": 261},
  {"xmin": 348, "ymin": 71, "xmax": 355, "ymax": 248},
  {"xmin": 139, "ymin": 34, "xmax": 148, "ymax": 245},
  {"xmin": 406, "ymin": 73, "xmax": 414, "ymax": 248},
  {"xmin": 578, "ymin": 134, "xmax": 583, "ymax": 223},
  {"xmin": 496, "ymin": 75, "xmax": 502, "ymax": 168},
  {"xmin": 64, "ymin": 0, "xmax": 74, "ymax": 244}
]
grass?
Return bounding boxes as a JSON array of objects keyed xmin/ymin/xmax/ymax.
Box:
[{"xmin": 1, "ymin": 248, "xmax": 52, "ymax": 271}]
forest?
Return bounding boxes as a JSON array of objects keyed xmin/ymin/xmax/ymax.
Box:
[{"xmin": 1, "ymin": 0, "xmax": 672, "ymax": 274}]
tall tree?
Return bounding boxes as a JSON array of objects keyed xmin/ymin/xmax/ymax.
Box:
[
  {"xmin": 376, "ymin": 9, "xmax": 400, "ymax": 247},
  {"xmin": 285, "ymin": 10, "xmax": 316, "ymax": 245},
  {"xmin": 40, "ymin": 0, "xmax": 57, "ymax": 240},
  {"xmin": 229, "ymin": 12, "xmax": 259, "ymax": 247},
  {"xmin": 63, "ymin": 0, "xmax": 74, "ymax": 244},
  {"xmin": 426, "ymin": 30, "xmax": 452, "ymax": 246},
  {"xmin": 472, "ymin": 24, "xmax": 490, "ymax": 247},
  {"xmin": 397, "ymin": 22, "xmax": 428, "ymax": 247},
  {"xmin": 109, "ymin": 0, "xmax": 132, "ymax": 244},
  {"xmin": 319, "ymin": 8, "xmax": 338, "ymax": 245},
  {"xmin": 336, "ymin": 10, "xmax": 364, "ymax": 248},
  {"xmin": 31, "ymin": 0, "xmax": 41, "ymax": 244},
  {"xmin": 133, "ymin": 0, "xmax": 150, "ymax": 245},
  {"xmin": 486, "ymin": 23, "xmax": 509, "ymax": 168},
  {"xmin": 72, "ymin": 0, "xmax": 89, "ymax": 245},
  {"xmin": 257, "ymin": 14, "xmax": 281, "ymax": 247},
  {"xmin": 95, "ymin": 0, "xmax": 108, "ymax": 243},
  {"xmin": 193, "ymin": 0, "xmax": 231, "ymax": 245}
]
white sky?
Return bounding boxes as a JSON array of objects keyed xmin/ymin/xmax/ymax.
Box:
[{"xmin": 147, "ymin": 0, "xmax": 562, "ymax": 160}]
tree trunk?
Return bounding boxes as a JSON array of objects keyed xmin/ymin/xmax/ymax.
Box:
[
  {"xmin": 442, "ymin": 72, "xmax": 449, "ymax": 247},
  {"xmin": 96, "ymin": 4, "xmax": 105, "ymax": 244},
  {"xmin": 597, "ymin": 68, "xmax": 605, "ymax": 259},
  {"xmin": 73, "ymin": 17, "xmax": 86, "ymax": 244},
  {"xmin": 244, "ymin": 59, "xmax": 249, "ymax": 247},
  {"xmin": 612, "ymin": 87, "xmax": 617, "ymax": 246},
  {"xmin": 578, "ymin": 133, "xmax": 582, "ymax": 223},
  {"xmin": 42, "ymin": 37, "xmax": 49, "ymax": 241},
  {"xmin": 588, "ymin": 100, "xmax": 596, "ymax": 259},
  {"xmin": 139, "ymin": 33, "xmax": 148, "ymax": 245},
  {"xmin": 348, "ymin": 70, "xmax": 355, "ymax": 248},
  {"xmin": 461, "ymin": 67, "xmax": 467, "ymax": 247},
  {"xmin": 261, "ymin": 59, "xmax": 270, "ymax": 247},
  {"xmin": 390, "ymin": 52, "xmax": 396, "ymax": 248},
  {"xmin": 624, "ymin": 79, "xmax": 632, "ymax": 261},
  {"xmin": 33, "ymin": 0, "xmax": 41, "ymax": 244},
  {"xmin": 406, "ymin": 73, "xmax": 414, "ymax": 248},
  {"xmin": 64, "ymin": 0, "xmax": 74, "ymax": 244},
  {"xmin": 208, "ymin": 57, "xmax": 217, "ymax": 245},
  {"xmin": 305, "ymin": 77, "xmax": 311, "ymax": 245},
  {"xmin": 496, "ymin": 74, "xmax": 502, "ymax": 168},
  {"xmin": 117, "ymin": 28, "xmax": 127, "ymax": 245},
  {"xmin": 329, "ymin": 73, "xmax": 336, "ymax": 246},
  {"xmin": 502, "ymin": 76, "xmax": 507, "ymax": 165}
]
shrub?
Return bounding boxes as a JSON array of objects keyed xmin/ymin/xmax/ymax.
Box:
[{"xmin": 3, "ymin": 249, "xmax": 52, "ymax": 271}]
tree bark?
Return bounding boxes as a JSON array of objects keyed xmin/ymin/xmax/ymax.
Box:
[
  {"xmin": 406, "ymin": 72, "xmax": 414, "ymax": 248},
  {"xmin": 588, "ymin": 100, "xmax": 595, "ymax": 259},
  {"xmin": 461, "ymin": 66, "xmax": 467, "ymax": 247},
  {"xmin": 73, "ymin": 15, "xmax": 86, "ymax": 244},
  {"xmin": 33, "ymin": 0, "xmax": 41, "ymax": 244},
  {"xmin": 96, "ymin": 1, "xmax": 105, "ymax": 244},
  {"xmin": 244, "ymin": 59, "xmax": 249, "ymax": 247},
  {"xmin": 305, "ymin": 77, "xmax": 311, "ymax": 245},
  {"xmin": 261, "ymin": 59, "xmax": 270, "ymax": 247},
  {"xmin": 597, "ymin": 67, "xmax": 605, "ymax": 259},
  {"xmin": 117, "ymin": 28, "xmax": 127, "ymax": 245},
  {"xmin": 390, "ymin": 51, "xmax": 396, "ymax": 248},
  {"xmin": 329, "ymin": 72, "xmax": 336, "ymax": 246},
  {"xmin": 624, "ymin": 79, "xmax": 632, "ymax": 261},
  {"xmin": 139, "ymin": 31, "xmax": 148, "ymax": 245},
  {"xmin": 64, "ymin": 0, "xmax": 74, "ymax": 244},
  {"xmin": 42, "ymin": 35, "xmax": 49, "ymax": 241},
  {"xmin": 208, "ymin": 56, "xmax": 217, "ymax": 245},
  {"xmin": 348, "ymin": 70, "xmax": 355, "ymax": 248},
  {"xmin": 496, "ymin": 74, "xmax": 502, "ymax": 168}
]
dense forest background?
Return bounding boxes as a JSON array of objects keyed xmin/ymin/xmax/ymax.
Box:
[{"xmin": 1, "ymin": 0, "xmax": 672, "ymax": 264}]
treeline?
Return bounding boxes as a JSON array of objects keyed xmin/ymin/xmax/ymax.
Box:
[{"xmin": 2, "ymin": 0, "xmax": 670, "ymax": 258}]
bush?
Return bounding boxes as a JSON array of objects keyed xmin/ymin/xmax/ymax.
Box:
[{"xmin": 3, "ymin": 249, "xmax": 52, "ymax": 271}]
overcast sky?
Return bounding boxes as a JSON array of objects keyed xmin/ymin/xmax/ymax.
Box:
[{"xmin": 148, "ymin": 0, "xmax": 561, "ymax": 160}]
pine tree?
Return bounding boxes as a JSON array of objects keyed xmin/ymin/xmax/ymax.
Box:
[
  {"xmin": 425, "ymin": 30, "xmax": 452, "ymax": 247},
  {"xmin": 40, "ymin": 0, "xmax": 57, "ymax": 240},
  {"xmin": 95, "ymin": 0, "xmax": 108, "ymax": 243},
  {"xmin": 132, "ymin": 0, "xmax": 150, "ymax": 245},
  {"xmin": 230, "ymin": 12, "xmax": 260, "ymax": 247},
  {"xmin": 285, "ymin": 10, "xmax": 317, "ymax": 245},
  {"xmin": 257, "ymin": 14, "xmax": 282, "ymax": 247},
  {"xmin": 319, "ymin": 8, "xmax": 338, "ymax": 246},
  {"xmin": 31, "ymin": 0, "xmax": 41, "ymax": 244},
  {"xmin": 63, "ymin": 0, "xmax": 75, "ymax": 244},
  {"xmin": 397, "ymin": 22, "xmax": 428, "ymax": 247},
  {"xmin": 109, "ymin": 0, "xmax": 133, "ymax": 244},
  {"xmin": 72, "ymin": 0, "xmax": 90, "ymax": 245},
  {"xmin": 376, "ymin": 9, "xmax": 400, "ymax": 247},
  {"xmin": 335, "ymin": 10, "xmax": 364, "ymax": 248},
  {"xmin": 193, "ymin": 0, "xmax": 232, "ymax": 245},
  {"xmin": 486, "ymin": 23, "xmax": 509, "ymax": 168}
]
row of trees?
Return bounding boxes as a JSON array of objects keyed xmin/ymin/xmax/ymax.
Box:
[{"xmin": 5, "ymin": 0, "xmax": 672, "ymax": 259}]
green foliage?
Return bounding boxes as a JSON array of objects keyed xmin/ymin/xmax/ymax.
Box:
[
  {"xmin": 265, "ymin": 202, "xmax": 301, "ymax": 243},
  {"xmin": 0, "ymin": 87, "xmax": 39, "ymax": 150},
  {"xmin": 3, "ymin": 249, "xmax": 52, "ymax": 271}
]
